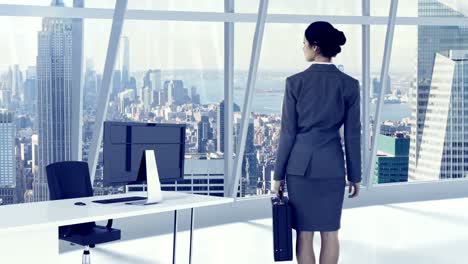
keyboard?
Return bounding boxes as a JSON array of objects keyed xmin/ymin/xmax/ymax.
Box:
[{"xmin": 92, "ymin": 196, "xmax": 147, "ymax": 204}]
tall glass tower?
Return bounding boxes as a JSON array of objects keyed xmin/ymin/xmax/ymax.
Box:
[
  {"xmin": 217, "ymin": 100, "xmax": 240, "ymax": 153},
  {"xmin": 120, "ymin": 36, "xmax": 130, "ymax": 89},
  {"xmin": 33, "ymin": 0, "xmax": 73, "ymax": 201},
  {"xmin": 410, "ymin": 0, "xmax": 468, "ymax": 180},
  {"xmin": 0, "ymin": 111, "xmax": 15, "ymax": 188}
]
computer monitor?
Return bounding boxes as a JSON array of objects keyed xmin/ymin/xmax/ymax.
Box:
[{"xmin": 103, "ymin": 121, "xmax": 186, "ymax": 187}]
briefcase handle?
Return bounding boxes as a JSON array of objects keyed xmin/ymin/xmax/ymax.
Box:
[
  {"xmin": 277, "ymin": 183, "xmax": 285, "ymax": 203},
  {"xmin": 278, "ymin": 184, "xmax": 284, "ymax": 199}
]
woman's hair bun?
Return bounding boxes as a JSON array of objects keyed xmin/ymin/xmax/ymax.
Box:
[
  {"xmin": 334, "ymin": 29, "xmax": 346, "ymax": 46},
  {"xmin": 304, "ymin": 21, "xmax": 347, "ymax": 57}
]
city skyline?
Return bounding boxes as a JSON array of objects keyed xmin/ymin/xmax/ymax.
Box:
[
  {"xmin": 0, "ymin": 0, "xmax": 465, "ymax": 204},
  {"xmin": 0, "ymin": 0, "xmax": 457, "ymax": 74},
  {"xmin": 0, "ymin": 1, "xmax": 466, "ymax": 74}
]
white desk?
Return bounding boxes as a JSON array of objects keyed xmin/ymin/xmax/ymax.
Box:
[{"xmin": 0, "ymin": 191, "xmax": 234, "ymax": 263}]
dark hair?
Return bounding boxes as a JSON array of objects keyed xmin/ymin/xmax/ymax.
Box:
[{"xmin": 304, "ymin": 21, "xmax": 346, "ymax": 58}]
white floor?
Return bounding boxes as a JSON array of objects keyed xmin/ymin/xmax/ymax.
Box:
[{"xmin": 60, "ymin": 197, "xmax": 468, "ymax": 264}]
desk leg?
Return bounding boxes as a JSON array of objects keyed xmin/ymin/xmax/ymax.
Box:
[
  {"xmin": 172, "ymin": 210, "xmax": 178, "ymax": 264},
  {"xmin": 189, "ymin": 208, "xmax": 195, "ymax": 264}
]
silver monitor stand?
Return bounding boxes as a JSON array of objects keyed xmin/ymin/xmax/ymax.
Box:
[{"xmin": 127, "ymin": 149, "xmax": 163, "ymax": 205}]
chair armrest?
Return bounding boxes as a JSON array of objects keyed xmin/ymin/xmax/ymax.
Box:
[{"xmin": 106, "ymin": 219, "xmax": 113, "ymax": 229}]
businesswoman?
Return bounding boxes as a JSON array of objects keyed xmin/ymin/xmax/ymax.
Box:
[{"xmin": 273, "ymin": 21, "xmax": 361, "ymax": 264}]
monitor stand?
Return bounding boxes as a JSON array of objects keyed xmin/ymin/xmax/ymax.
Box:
[{"xmin": 126, "ymin": 149, "xmax": 163, "ymax": 205}]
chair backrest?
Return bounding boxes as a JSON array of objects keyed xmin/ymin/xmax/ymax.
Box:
[
  {"xmin": 47, "ymin": 161, "xmax": 96, "ymax": 236},
  {"xmin": 46, "ymin": 161, "xmax": 93, "ymax": 200}
]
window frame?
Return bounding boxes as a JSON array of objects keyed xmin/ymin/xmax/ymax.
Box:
[{"xmin": 5, "ymin": 0, "xmax": 468, "ymax": 205}]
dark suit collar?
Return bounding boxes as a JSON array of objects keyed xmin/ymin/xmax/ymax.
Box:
[{"xmin": 305, "ymin": 63, "xmax": 339, "ymax": 72}]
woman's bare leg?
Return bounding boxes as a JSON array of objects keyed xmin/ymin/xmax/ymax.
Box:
[
  {"xmin": 296, "ymin": 231, "xmax": 316, "ymax": 264},
  {"xmin": 319, "ymin": 231, "xmax": 339, "ymax": 264}
]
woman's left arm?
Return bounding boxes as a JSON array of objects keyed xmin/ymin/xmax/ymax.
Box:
[{"xmin": 273, "ymin": 77, "xmax": 298, "ymax": 183}]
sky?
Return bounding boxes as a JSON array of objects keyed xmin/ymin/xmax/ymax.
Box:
[{"xmin": 0, "ymin": 0, "xmax": 464, "ymax": 76}]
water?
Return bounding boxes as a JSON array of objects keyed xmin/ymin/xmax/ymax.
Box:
[
  {"xmin": 373, "ymin": 103, "xmax": 412, "ymax": 122},
  {"xmin": 161, "ymin": 70, "xmax": 412, "ymax": 121}
]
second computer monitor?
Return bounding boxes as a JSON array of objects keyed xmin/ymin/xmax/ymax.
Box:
[{"xmin": 103, "ymin": 121, "xmax": 186, "ymax": 186}]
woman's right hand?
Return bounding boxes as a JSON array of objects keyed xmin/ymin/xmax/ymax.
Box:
[
  {"xmin": 348, "ymin": 181, "xmax": 360, "ymax": 198},
  {"xmin": 272, "ymin": 180, "xmax": 285, "ymax": 197}
]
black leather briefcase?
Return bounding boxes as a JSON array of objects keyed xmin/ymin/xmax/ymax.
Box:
[{"xmin": 271, "ymin": 187, "xmax": 293, "ymax": 262}]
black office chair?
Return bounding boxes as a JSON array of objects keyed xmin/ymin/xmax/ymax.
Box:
[{"xmin": 46, "ymin": 161, "xmax": 121, "ymax": 264}]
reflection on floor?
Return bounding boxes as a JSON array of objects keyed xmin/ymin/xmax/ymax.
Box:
[{"xmin": 60, "ymin": 197, "xmax": 468, "ymax": 264}]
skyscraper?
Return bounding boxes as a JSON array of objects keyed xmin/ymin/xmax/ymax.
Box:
[
  {"xmin": 0, "ymin": 111, "xmax": 15, "ymax": 187},
  {"xmin": 120, "ymin": 36, "xmax": 130, "ymax": 90},
  {"xmin": 216, "ymin": 100, "xmax": 240, "ymax": 153},
  {"xmin": 191, "ymin": 86, "xmax": 201, "ymax": 105},
  {"xmin": 143, "ymin": 70, "xmax": 161, "ymax": 106},
  {"xmin": 158, "ymin": 89, "xmax": 168, "ymax": 106},
  {"xmin": 112, "ymin": 70, "xmax": 122, "ymax": 100},
  {"xmin": 8, "ymin": 64, "xmax": 23, "ymax": 101},
  {"xmin": 372, "ymin": 75, "xmax": 391, "ymax": 97},
  {"xmin": 144, "ymin": 69, "xmax": 162, "ymax": 92},
  {"xmin": 374, "ymin": 133, "xmax": 409, "ymax": 184},
  {"xmin": 33, "ymin": 0, "xmax": 74, "ymax": 201},
  {"xmin": 0, "ymin": 110, "xmax": 17, "ymax": 205},
  {"xmin": 414, "ymin": 51, "xmax": 466, "ymax": 180},
  {"xmin": 24, "ymin": 66, "xmax": 37, "ymax": 112},
  {"xmin": 234, "ymin": 116, "xmax": 258, "ymax": 193},
  {"xmin": 142, "ymin": 86, "xmax": 152, "ymax": 110},
  {"xmin": 163, "ymin": 80, "xmax": 185, "ymax": 105},
  {"xmin": 166, "ymin": 80, "xmax": 175, "ymax": 106},
  {"xmin": 409, "ymin": 0, "xmax": 468, "ymax": 181},
  {"xmin": 15, "ymin": 139, "xmax": 26, "ymax": 203},
  {"xmin": 117, "ymin": 89, "xmax": 135, "ymax": 113},
  {"xmin": 197, "ymin": 115, "xmax": 212, "ymax": 153},
  {"xmin": 0, "ymin": 81, "xmax": 11, "ymax": 108},
  {"xmin": 31, "ymin": 134, "xmax": 38, "ymax": 177},
  {"xmin": 84, "ymin": 60, "xmax": 98, "ymax": 106}
]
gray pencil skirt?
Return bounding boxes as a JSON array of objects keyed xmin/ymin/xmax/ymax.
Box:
[{"xmin": 286, "ymin": 174, "xmax": 346, "ymax": 232}]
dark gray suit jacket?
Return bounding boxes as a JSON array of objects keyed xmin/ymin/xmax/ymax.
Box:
[{"xmin": 273, "ymin": 63, "xmax": 361, "ymax": 183}]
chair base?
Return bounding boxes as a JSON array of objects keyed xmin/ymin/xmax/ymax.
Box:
[
  {"xmin": 82, "ymin": 246, "xmax": 91, "ymax": 264},
  {"xmin": 63, "ymin": 226, "xmax": 121, "ymax": 246}
]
